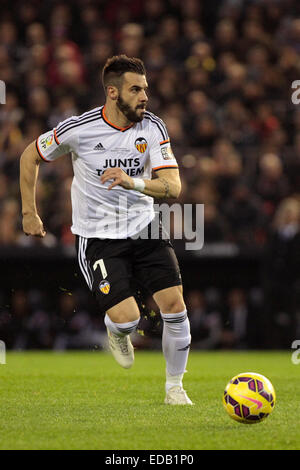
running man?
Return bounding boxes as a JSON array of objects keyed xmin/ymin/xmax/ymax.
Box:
[{"xmin": 20, "ymin": 55, "xmax": 193, "ymax": 405}]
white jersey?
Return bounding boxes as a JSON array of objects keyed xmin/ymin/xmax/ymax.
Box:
[{"xmin": 36, "ymin": 105, "xmax": 178, "ymax": 238}]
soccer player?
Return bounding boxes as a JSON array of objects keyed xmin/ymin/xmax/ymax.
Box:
[{"xmin": 20, "ymin": 55, "xmax": 193, "ymax": 405}]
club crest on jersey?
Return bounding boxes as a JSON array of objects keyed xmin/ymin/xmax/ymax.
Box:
[
  {"xmin": 99, "ymin": 280, "xmax": 110, "ymax": 295},
  {"xmin": 135, "ymin": 137, "xmax": 148, "ymax": 153}
]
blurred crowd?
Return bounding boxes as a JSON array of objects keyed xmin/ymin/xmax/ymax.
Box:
[
  {"xmin": 1, "ymin": 282, "xmax": 297, "ymax": 350},
  {"xmin": 0, "ymin": 285, "xmax": 277, "ymax": 350},
  {"xmin": 0, "ymin": 0, "xmax": 300, "ymax": 349}
]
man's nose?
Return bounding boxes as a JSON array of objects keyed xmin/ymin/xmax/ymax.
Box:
[{"xmin": 140, "ymin": 90, "xmax": 148, "ymax": 102}]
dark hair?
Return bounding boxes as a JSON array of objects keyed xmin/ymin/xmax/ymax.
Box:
[{"xmin": 102, "ymin": 55, "xmax": 146, "ymax": 92}]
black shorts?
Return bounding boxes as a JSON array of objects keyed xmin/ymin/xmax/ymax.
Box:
[{"xmin": 75, "ymin": 230, "xmax": 182, "ymax": 313}]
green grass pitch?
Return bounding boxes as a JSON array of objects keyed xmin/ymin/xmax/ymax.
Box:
[{"xmin": 0, "ymin": 350, "xmax": 299, "ymax": 450}]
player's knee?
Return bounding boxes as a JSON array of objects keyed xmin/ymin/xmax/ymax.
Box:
[
  {"xmin": 161, "ymin": 298, "xmax": 186, "ymax": 314},
  {"xmin": 104, "ymin": 313, "xmax": 140, "ymax": 336},
  {"xmin": 111, "ymin": 311, "xmax": 140, "ymax": 324},
  {"xmin": 106, "ymin": 297, "xmax": 140, "ymax": 323}
]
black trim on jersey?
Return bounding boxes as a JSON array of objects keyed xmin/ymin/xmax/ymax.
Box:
[
  {"xmin": 56, "ymin": 108, "xmax": 101, "ymax": 134},
  {"xmin": 144, "ymin": 111, "xmax": 168, "ymax": 131},
  {"xmin": 153, "ymin": 166, "xmax": 178, "ymax": 172},
  {"xmin": 56, "ymin": 109, "xmax": 100, "ymax": 135},
  {"xmin": 56, "ymin": 113, "xmax": 102, "ymax": 139},
  {"xmin": 56, "ymin": 109, "xmax": 102, "ymax": 138},
  {"xmin": 144, "ymin": 112, "xmax": 168, "ymax": 141}
]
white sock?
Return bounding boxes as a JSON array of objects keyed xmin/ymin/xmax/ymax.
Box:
[
  {"xmin": 161, "ymin": 310, "xmax": 191, "ymax": 392},
  {"xmin": 104, "ymin": 314, "xmax": 139, "ymax": 337}
]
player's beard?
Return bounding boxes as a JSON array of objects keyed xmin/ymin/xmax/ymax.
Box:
[{"xmin": 116, "ymin": 94, "xmax": 146, "ymax": 123}]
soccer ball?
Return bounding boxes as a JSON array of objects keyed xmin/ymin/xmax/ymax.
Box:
[{"xmin": 223, "ymin": 372, "xmax": 276, "ymax": 424}]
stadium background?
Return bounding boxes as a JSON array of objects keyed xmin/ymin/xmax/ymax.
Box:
[{"xmin": 0, "ymin": 0, "xmax": 299, "ymax": 351}]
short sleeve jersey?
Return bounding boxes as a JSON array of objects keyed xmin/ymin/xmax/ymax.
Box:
[{"xmin": 36, "ymin": 106, "xmax": 178, "ymax": 238}]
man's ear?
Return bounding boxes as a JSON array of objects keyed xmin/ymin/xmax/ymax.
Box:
[{"xmin": 106, "ymin": 85, "xmax": 119, "ymax": 101}]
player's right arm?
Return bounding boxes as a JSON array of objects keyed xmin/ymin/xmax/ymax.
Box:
[
  {"xmin": 20, "ymin": 116, "xmax": 77, "ymax": 237},
  {"xmin": 20, "ymin": 141, "xmax": 46, "ymax": 237}
]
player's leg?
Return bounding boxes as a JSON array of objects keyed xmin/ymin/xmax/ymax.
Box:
[
  {"xmin": 133, "ymin": 234, "xmax": 193, "ymax": 404},
  {"xmin": 104, "ymin": 296, "xmax": 140, "ymax": 369},
  {"xmin": 153, "ymin": 285, "xmax": 193, "ymax": 405},
  {"xmin": 75, "ymin": 236, "xmax": 140, "ymax": 368}
]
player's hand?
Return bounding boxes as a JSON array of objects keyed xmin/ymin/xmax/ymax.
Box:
[
  {"xmin": 100, "ymin": 168, "xmax": 134, "ymax": 190},
  {"xmin": 22, "ymin": 213, "xmax": 46, "ymax": 238}
]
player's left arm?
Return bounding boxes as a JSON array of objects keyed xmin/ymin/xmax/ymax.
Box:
[
  {"xmin": 100, "ymin": 167, "xmax": 181, "ymax": 199},
  {"xmin": 142, "ymin": 168, "xmax": 181, "ymax": 198}
]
